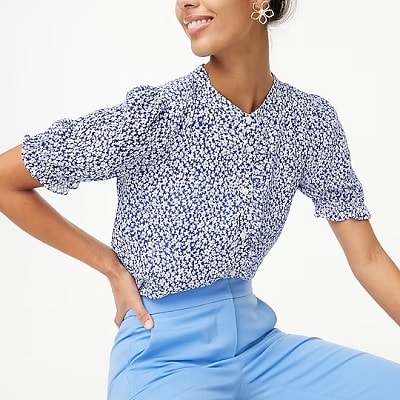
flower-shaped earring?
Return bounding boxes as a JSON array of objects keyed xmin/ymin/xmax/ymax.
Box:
[{"xmin": 251, "ymin": 1, "xmax": 275, "ymax": 25}]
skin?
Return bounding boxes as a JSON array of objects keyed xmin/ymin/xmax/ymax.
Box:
[
  {"xmin": 176, "ymin": 0, "xmax": 274, "ymax": 115},
  {"xmin": 0, "ymin": 0, "xmax": 399, "ymax": 332}
]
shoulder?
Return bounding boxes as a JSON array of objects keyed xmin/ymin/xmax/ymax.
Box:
[
  {"xmin": 274, "ymin": 76, "xmax": 337, "ymax": 119},
  {"xmin": 125, "ymin": 68, "xmax": 198, "ymax": 113},
  {"xmin": 275, "ymin": 78, "xmax": 343, "ymax": 142}
]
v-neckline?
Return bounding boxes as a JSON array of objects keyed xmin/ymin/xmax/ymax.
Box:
[{"xmin": 199, "ymin": 64, "xmax": 278, "ymax": 118}]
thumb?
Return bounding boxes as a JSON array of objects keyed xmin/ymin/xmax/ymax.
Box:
[
  {"xmin": 137, "ymin": 310, "xmax": 154, "ymax": 330},
  {"xmin": 109, "ymin": 267, "xmax": 154, "ymax": 330},
  {"xmin": 130, "ymin": 296, "xmax": 154, "ymax": 330}
]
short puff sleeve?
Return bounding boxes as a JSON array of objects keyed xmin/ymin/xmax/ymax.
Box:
[
  {"xmin": 21, "ymin": 86, "xmax": 159, "ymax": 194},
  {"xmin": 298, "ymin": 95, "xmax": 371, "ymax": 221}
]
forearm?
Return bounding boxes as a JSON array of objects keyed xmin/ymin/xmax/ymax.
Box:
[
  {"xmin": 329, "ymin": 219, "xmax": 400, "ymax": 325},
  {"xmin": 351, "ymin": 248, "xmax": 400, "ymax": 325},
  {"xmin": 0, "ymin": 187, "xmax": 124, "ymax": 279},
  {"xmin": 0, "ymin": 145, "xmax": 152, "ymax": 328}
]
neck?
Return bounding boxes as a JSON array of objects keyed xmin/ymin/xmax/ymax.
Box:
[{"xmin": 204, "ymin": 32, "xmax": 273, "ymax": 114}]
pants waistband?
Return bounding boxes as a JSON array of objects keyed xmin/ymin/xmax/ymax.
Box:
[{"xmin": 139, "ymin": 278, "xmax": 253, "ymax": 315}]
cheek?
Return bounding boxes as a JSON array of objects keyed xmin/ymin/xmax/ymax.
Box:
[
  {"xmin": 175, "ymin": 7, "xmax": 184, "ymax": 28},
  {"xmin": 224, "ymin": 6, "xmax": 253, "ymax": 32}
]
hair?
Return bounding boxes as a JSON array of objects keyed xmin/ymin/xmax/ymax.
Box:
[{"xmin": 268, "ymin": 0, "xmax": 297, "ymax": 24}]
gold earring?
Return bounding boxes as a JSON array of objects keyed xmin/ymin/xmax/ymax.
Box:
[{"xmin": 251, "ymin": 1, "xmax": 275, "ymax": 25}]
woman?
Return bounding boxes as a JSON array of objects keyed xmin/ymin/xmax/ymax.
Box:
[{"xmin": 0, "ymin": 0, "xmax": 399, "ymax": 398}]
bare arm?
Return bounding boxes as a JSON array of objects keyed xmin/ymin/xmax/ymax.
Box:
[
  {"xmin": 329, "ymin": 218, "xmax": 400, "ymax": 325},
  {"xmin": 0, "ymin": 145, "xmax": 153, "ymax": 328}
]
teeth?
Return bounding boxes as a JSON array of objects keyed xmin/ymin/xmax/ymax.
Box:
[{"xmin": 187, "ymin": 19, "xmax": 212, "ymax": 30}]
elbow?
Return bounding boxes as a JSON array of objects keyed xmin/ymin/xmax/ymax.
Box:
[
  {"xmin": 0, "ymin": 156, "xmax": 9, "ymax": 211},
  {"xmin": 349, "ymin": 245, "xmax": 385, "ymax": 278},
  {"xmin": 0, "ymin": 151, "xmax": 12, "ymax": 209},
  {"xmin": 0, "ymin": 145, "xmax": 41, "ymax": 210}
]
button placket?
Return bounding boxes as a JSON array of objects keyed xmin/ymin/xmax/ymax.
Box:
[
  {"xmin": 237, "ymin": 119, "xmax": 256, "ymax": 248},
  {"xmin": 237, "ymin": 178, "xmax": 253, "ymax": 244},
  {"xmin": 238, "ymin": 200, "xmax": 255, "ymax": 243}
]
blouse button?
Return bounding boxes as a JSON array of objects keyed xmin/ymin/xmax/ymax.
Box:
[
  {"xmin": 239, "ymin": 186, "xmax": 250, "ymax": 196},
  {"xmin": 240, "ymin": 229, "xmax": 248, "ymax": 240},
  {"xmin": 246, "ymin": 145, "xmax": 254, "ymax": 154},
  {"xmin": 245, "ymin": 116, "xmax": 253, "ymax": 124}
]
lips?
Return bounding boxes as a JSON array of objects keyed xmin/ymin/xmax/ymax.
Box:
[
  {"xmin": 186, "ymin": 18, "xmax": 213, "ymax": 30},
  {"xmin": 184, "ymin": 15, "xmax": 214, "ymax": 36}
]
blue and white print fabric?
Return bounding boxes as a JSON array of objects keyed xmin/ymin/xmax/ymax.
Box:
[{"xmin": 21, "ymin": 65, "xmax": 371, "ymax": 298}]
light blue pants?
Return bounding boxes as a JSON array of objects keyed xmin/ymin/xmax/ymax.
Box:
[{"xmin": 107, "ymin": 278, "xmax": 400, "ymax": 399}]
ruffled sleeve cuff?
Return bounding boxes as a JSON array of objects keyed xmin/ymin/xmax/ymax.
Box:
[{"xmin": 314, "ymin": 199, "xmax": 371, "ymax": 221}]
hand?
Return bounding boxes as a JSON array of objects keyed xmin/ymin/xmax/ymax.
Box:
[{"xmin": 108, "ymin": 266, "xmax": 154, "ymax": 329}]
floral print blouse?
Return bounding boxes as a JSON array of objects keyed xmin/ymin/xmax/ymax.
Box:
[{"xmin": 21, "ymin": 65, "xmax": 370, "ymax": 298}]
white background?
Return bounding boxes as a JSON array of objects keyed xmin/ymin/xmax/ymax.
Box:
[{"xmin": 0, "ymin": 1, "xmax": 399, "ymax": 398}]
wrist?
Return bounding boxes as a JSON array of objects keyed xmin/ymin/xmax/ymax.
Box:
[
  {"xmin": 104, "ymin": 253, "xmax": 129, "ymax": 283},
  {"xmin": 106, "ymin": 263, "xmax": 129, "ymax": 282},
  {"xmin": 93, "ymin": 244, "xmax": 127, "ymax": 281}
]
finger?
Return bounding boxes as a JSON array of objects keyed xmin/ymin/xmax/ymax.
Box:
[
  {"xmin": 130, "ymin": 285, "xmax": 154, "ymax": 330},
  {"xmin": 136, "ymin": 308, "xmax": 154, "ymax": 330},
  {"xmin": 114, "ymin": 311, "xmax": 125, "ymax": 328},
  {"xmin": 114, "ymin": 308, "xmax": 153, "ymax": 329}
]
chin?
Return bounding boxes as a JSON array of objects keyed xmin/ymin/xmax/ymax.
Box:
[
  {"xmin": 190, "ymin": 40, "xmax": 217, "ymax": 58},
  {"xmin": 191, "ymin": 47, "xmax": 212, "ymax": 58}
]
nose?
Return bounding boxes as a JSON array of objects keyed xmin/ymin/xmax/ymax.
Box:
[{"xmin": 176, "ymin": 0, "xmax": 199, "ymax": 11}]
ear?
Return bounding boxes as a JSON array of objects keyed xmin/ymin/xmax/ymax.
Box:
[{"xmin": 250, "ymin": 0, "xmax": 272, "ymax": 8}]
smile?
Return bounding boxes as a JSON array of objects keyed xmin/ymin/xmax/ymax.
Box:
[{"xmin": 186, "ymin": 18, "xmax": 213, "ymax": 30}]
